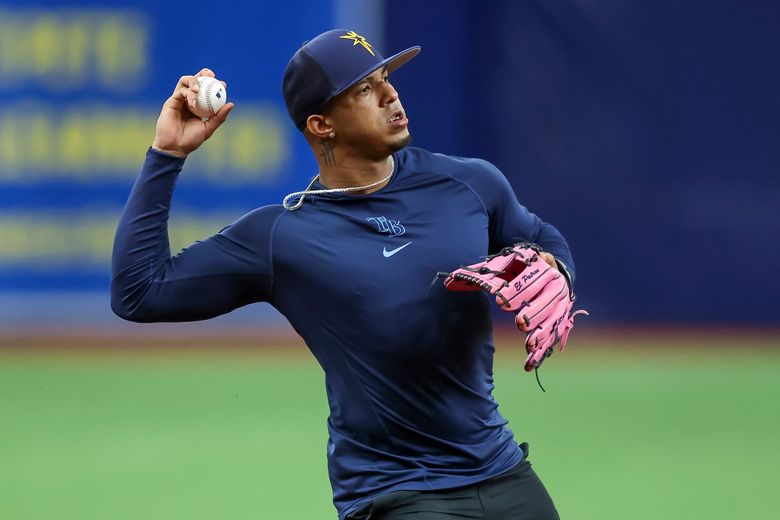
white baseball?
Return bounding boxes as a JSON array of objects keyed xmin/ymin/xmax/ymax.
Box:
[{"xmin": 193, "ymin": 76, "xmax": 227, "ymax": 118}]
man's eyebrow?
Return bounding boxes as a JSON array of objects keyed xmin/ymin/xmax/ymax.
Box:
[{"xmin": 357, "ymin": 67, "xmax": 389, "ymax": 86}]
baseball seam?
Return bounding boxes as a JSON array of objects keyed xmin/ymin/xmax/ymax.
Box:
[{"xmin": 205, "ymin": 81, "xmax": 214, "ymax": 114}]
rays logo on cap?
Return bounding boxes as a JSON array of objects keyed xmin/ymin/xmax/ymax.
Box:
[{"xmin": 339, "ymin": 30, "xmax": 375, "ymax": 56}]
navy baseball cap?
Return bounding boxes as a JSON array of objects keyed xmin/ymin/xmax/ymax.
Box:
[{"xmin": 283, "ymin": 29, "xmax": 421, "ymax": 131}]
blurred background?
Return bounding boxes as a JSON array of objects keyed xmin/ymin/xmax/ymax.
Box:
[{"xmin": 1, "ymin": 1, "xmax": 778, "ymax": 519}]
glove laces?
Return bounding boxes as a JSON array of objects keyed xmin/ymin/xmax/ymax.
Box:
[
  {"xmin": 535, "ymin": 367, "xmax": 546, "ymax": 392},
  {"xmin": 283, "ymin": 156, "xmax": 395, "ymax": 210}
]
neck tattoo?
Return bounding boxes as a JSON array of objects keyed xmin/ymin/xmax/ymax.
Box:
[
  {"xmin": 319, "ymin": 139, "xmax": 336, "ymax": 167},
  {"xmin": 282, "ymin": 156, "xmax": 395, "ymax": 211}
]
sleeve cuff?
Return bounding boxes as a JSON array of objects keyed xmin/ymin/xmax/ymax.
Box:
[
  {"xmin": 556, "ymin": 259, "xmax": 574, "ymax": 294},
  {"xmin": 148, "ymin": 146, "xmax": 188, "ymax": 162}
]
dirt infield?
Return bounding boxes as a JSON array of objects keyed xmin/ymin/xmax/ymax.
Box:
[{"xmin": 1, "ymin": 324, "xmax": 777, "ymax": 353}]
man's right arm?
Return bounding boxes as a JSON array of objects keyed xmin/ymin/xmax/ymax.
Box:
[{"xmin": 111, "ymin": 68, "xmax": 279, "ymax": 322}]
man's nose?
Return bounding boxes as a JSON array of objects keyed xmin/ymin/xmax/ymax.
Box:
[{"xmin": 381, "ymin": 82, "xmax": 399, "ymax": 106}]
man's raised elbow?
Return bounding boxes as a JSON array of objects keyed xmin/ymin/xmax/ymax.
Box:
[
  {"xmin": 111, "ymin": 298, "xmax": 144, "ymax": 322},
  {"xmin": 110, "ymin": 290, "xmax": 157, "ymax": 323}
]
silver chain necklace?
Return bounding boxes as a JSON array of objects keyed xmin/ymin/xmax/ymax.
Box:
[{"xmin": 282, "ymin": 156, "xmax": 395, "ymax": 211}]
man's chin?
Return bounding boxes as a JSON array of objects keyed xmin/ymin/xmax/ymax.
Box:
[{"xmin": 389, "ymin": 132, "xmax": 412, "ymax": 153}]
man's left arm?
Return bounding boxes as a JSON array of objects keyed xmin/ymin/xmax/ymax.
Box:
[
  {"xmin": 447, "ymin": 158, "xmax": 586, "ymax": 371},
  {"xmin": 472, "ymin": 159, "xmax": 576, "ymax": 286}
]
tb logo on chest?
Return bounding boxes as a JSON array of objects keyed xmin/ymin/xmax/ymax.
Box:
[{"xmin": 366, "ymin": 216, "xmax": 405, "ymax": 237}]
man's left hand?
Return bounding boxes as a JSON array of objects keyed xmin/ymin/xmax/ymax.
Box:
[{"xmin": 441, "ymin": 243, "xmax": 588, "ymax": 372}]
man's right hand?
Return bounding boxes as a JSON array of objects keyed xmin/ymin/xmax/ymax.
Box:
[{"xmin": 151, "ymin": 68, "xmax": 235, "ymax": 158}]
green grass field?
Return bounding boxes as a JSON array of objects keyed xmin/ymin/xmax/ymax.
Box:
[{"xmin": 2, "ymin": 336, "xmax": 779, "ymax": 519}]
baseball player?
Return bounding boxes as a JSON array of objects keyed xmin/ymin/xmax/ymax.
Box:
[{"xmin": 112, "ymin": 29, "xmax": 584, "ymax": 520}]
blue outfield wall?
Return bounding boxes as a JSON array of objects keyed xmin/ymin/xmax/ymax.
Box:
[
  {"xmin": 0, "ymin": 0, "xmax": 335, "ymax": 328},
  {"xmin": 384, "ymin": 0, "xmax": 780, "ymax": 324},
  {"xmin": 1, "ymin": 0, "xmax": 777, "ymax": 326}
]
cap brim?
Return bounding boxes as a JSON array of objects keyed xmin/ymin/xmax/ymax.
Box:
[
  {"xmin": 384, "ymin": 46, "xmax": 421, "ymax": 74},
  {"xmin": 326, "ymin": 46, "xmax": 421, "ymax": 104}
]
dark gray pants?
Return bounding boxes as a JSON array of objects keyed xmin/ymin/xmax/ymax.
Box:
[{"xmin": 346, "ymin": 447, "xmax": 560, "ymax": 520}]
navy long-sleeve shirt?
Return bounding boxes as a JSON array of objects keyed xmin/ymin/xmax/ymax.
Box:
[{"xmin": 111, "ymin": 146, "xmax": 576, "ymax": 518}]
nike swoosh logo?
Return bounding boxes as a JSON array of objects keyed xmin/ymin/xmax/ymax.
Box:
[{"xmin": 383, "ymin": 242, "xmax": 412, "ymax": 258}]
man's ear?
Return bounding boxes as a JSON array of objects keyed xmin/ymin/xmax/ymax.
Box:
[{"xmin": 305, "ymin": 114, "xmax": 333, "ymax": 140}]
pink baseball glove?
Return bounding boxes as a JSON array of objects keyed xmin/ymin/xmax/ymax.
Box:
[{"xmin": 441, "ymin": 243, "xmax": 588, "ymax": 372}]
